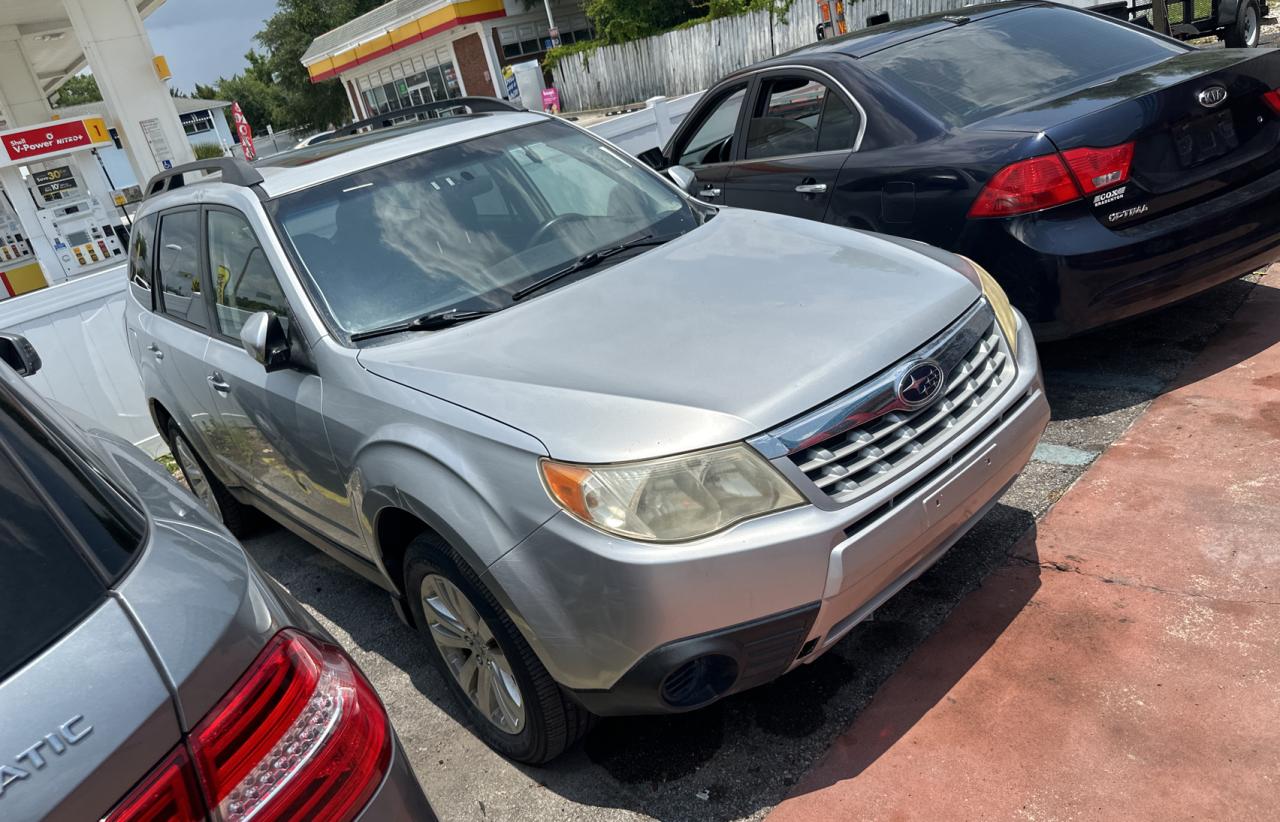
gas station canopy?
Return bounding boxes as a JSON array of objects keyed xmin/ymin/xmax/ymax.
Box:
[{"xmin": 0, "ymin": 0, "xmax": 165, "ymax": 120}]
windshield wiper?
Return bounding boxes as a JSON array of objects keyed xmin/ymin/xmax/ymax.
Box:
[
  {"xmin": 349, "ymin": 308, "xmax": 497, "ymax": 342},
  {"xmin": 511, "ymin": 234, "xmax": 672, "ymax": 302}
]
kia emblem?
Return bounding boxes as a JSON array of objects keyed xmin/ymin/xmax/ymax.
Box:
[{"xmin": 1197, "ymin": 86, "xmax": 1228, "ymax": 108}]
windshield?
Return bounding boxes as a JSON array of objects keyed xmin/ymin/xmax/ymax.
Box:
[
  {"xmin": 861, "ymin": 7, "xmax": 1184, "ymax": 128},
  {"xmin": 271, "ymin": 119, "xmax": 698, "ymax": 336}
]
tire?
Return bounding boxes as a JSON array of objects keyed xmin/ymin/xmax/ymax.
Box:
[
  {"xmin": 404, "ymin": 534, "xmax": 592, "ymax": 764},
  {"xmin": 1225, "ymin": 0, "xmax": 1261, "ymax": 48},
  {"xmin": 167, "ymin": 420, "xmax": 255, "ymax": 538}
]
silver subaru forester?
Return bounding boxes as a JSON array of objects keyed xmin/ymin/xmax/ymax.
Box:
[{"xmin": 124, "ymin": 101, "xmax": 1049, "ymax": 764}]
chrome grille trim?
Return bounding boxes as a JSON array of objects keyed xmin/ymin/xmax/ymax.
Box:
[{"xmin": 749, "ymin": 300, "xmax": 1016, "ymax": 504}]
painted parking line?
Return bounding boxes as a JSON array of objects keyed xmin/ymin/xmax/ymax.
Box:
[{"xmin": 1031, "ymin": 442, "xmax": 1099, "ymax": 466}]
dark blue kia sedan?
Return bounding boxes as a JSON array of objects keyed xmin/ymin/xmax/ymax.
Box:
[{"xmin": 645, "ymin": 2, "xmax": 1280, "ymax": 338}]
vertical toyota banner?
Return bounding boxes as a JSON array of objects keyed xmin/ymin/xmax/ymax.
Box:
[{"xmin": 231, "ymin": 102, "xmax": 257, "ymax": 161}]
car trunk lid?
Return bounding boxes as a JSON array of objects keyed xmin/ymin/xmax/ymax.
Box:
[{"xmin": 992, "ymin": 49, "xmax": 1280, "ymax": 229}]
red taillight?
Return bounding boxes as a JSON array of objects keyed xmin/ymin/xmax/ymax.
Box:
[
  {"xmin": 105, "ymin": 746, "xmax": 204, "ymax": 822},
  {"xmin": 103, "ymin": 631, "xmax": 391, "ymax": 822},
  {"xmin": 968, "ymin": 153, "xmax": 1081, "ymax": 218},
  {"xmin": 1264, "ymin": 89, "xmax": 1280, "ymax": 114},
  {"xmin": 1061, "ymin": 142, "xmax": 1134, "ymax": 195}
]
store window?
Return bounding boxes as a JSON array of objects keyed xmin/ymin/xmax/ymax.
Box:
[
  {"xmin": 498, "ymin": 20, "xmax": 594, "ymax": 59},
  {"xmin": 357, "ymin": 49, "xmax": 462, "ymax": 116},
  {"xmin": 181, "ymin": 111, "xmax": 215, "ymax": 135}
]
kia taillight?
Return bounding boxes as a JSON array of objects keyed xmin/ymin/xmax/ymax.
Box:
[
  {"xmin": 969, "ymin": 142, "xmax": 1136, "ymax": 218},
  {"xmin": 1061, "ymin": 142, "xmax": 1134, "ymax": 195},
  {"xmin": 1264, "ymin": 89, "xmax": 1280, "ymax": 115},
  {"xmin": 968, "ymin": 154, "xmax": 1081, "ymax": 218},
  {"xmin": 104, "ymin": 630, "xmax": 391, "ymax": 822}
]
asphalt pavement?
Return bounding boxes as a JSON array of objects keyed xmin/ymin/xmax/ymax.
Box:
[{"xmin": 242, "ymin": 271, "xmax": 1264, "ymax": 822}]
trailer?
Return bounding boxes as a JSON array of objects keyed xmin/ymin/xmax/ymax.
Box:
[{"xmin": 1083, "ymin": 0, "xmax": 1268, "ymax": 47}]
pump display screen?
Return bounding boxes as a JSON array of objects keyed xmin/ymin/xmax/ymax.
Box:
[{"xmin": 66, "ymin": 230, "xmax": 90, "ymax": 246}]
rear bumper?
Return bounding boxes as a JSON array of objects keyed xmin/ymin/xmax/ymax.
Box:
[
  {"xmin": 485, "ymin": 317, "xmax": 1047, "ymax": 715},
  {"xmin": 359, "ymin": 736, "xmax": 437, "ymax": 820},
  {"xmin": 964, "ymin": 166, "xmax": 1280, "ymax": 339}
]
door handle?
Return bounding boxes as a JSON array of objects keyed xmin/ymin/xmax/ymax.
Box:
[
  {"xmin": 795, "ymin": 183, "xmax": 828, "ymax": 194},
  {"xmin": 697, "ymin": 187, "xmax": 722, "ymax": 199},
  {"xmin": 147, "ymin": 343, "xmax": 164, "ymax": 361},
  {"xmin": 207, "ymin": 373, "xmax": 231, "ymax": 393}
]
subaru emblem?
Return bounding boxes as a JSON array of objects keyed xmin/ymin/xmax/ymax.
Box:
[
  {"xmin": 1197, "ymin": 86, "xmax": 1228, "ymax": 108},
  {"xmin": 896, "ymin": 360, "xmax": 945, "ymax": 410}
]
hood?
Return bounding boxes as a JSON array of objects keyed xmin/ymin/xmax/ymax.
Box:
[{"xmin": 357, "ymin": 209, "xmax": 979, "ymax": 462}]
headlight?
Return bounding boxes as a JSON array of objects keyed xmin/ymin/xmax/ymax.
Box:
[
  {"xmin": 540, "ymin": 444, "xmax": 805, "ymax": 542},
  {"xmin": 963, "ymin": 257, "xmax": 1019, "ymax": 355}
]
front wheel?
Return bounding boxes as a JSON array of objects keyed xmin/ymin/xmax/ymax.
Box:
[
  {"xmin": 404, "ymin": 535, "xmax": 592, "ymax": 764},
  {"xmin": 1225, "ymin": 0, "xmax": 1261, "ymax": 48}
]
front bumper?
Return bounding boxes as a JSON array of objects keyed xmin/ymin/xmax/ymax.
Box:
[
  {"xmin": 484, "ymin": 316, "xmax": 1048, "ymax": 715},
  {"xmin": 963, "ymin": 166, "xmax": 1280, "ymax": 339}
]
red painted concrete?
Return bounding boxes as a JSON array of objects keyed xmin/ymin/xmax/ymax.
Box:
[{"xmin": 770, "ymin": 268, "xmax": 1280, "ymax": 822}]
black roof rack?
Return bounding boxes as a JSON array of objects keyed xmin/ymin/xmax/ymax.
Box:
[
  {"xmin": 329, "ymin": 96, "xmax": 522, "ymax": 139},
  {"xmin": 143, "ymin": 157, "xmax": 265, "ymax": 200}
]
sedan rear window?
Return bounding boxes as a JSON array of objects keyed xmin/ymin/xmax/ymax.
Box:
[{"xmin": 861, "ymin": 7, "xmax": 1185, "ymax": 127}]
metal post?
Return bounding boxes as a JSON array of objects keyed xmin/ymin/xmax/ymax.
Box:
[{"xmin": 543, "ymin": 0, "xmax": 559, "ymax": 47}]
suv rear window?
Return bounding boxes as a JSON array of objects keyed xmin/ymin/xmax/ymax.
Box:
[
  {"xmin": 0, "ymin": 444, "xmax": 106, "ymax": 681},
  {"xmin": 0, "ymin": 382, "xmax": 145, "ymax": 681},
  {"xmin": 860, "ymin": 7, "xmax": 1184, "ymax": 127}
]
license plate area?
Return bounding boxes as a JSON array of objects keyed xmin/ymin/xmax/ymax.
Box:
[{"xmin": 1172, "ymin": 110, "xmax": 1238, "ymax": 168}]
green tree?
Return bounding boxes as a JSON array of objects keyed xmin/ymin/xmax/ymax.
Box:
[
  {"xmin": 585, "ymin": 0, "xmax": 706, "ymax": 43},
  {"xmin": 191, "ymin": 82, "xmax": 220, "ymax": 100},
  {"xmin": 55, "ymin": 74, "xmax": 102, "ymax": 106},
  {"xmin": 254, "ymin": 0, "xmax": 387, "ymax": 131}
]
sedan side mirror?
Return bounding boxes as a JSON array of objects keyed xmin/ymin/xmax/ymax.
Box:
[
  {"xmin": 0, "ymin": 332, "xmax": 41, "ymax": 377},
  {"xmin": 666, "ymin": 165, "xmax": 697, "ymax": 193},
  {"xmin": 239, "ymin": 311, "xmax": 290, "ymax": 372}
]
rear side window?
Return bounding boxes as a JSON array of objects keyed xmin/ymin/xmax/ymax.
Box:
[
  {"xmin": 861, "ymin": 7, "xmax": 1184, "ymax": 127},
  {"xmin": 156, "ymin": 209, "xmax": 209, "ymax": 329},
  {"xmin": 0, "ymin": 436, "xmax": 106, "ymax": 682},
  {"xmin": 745, "ymin": 77, "xmax": 861, "ymax": 159}
]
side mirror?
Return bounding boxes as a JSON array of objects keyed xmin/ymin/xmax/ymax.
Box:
[
  {"xmin": 666, "ymin": 165, "xmax": 697, "ymax": 193},
  {"xmin": 0, "ymin": 332, "xmax": 41, "ymax": 377},
  {"xmin": 239, "ymin": 311, "xmax": 290, "ymax": 372},
  {"xmin": 637, "ymin": 146, "xmax": 666, "ymax": 170}
]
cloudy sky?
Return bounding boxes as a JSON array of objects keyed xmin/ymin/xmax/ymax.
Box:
[{"xmin": 145, "ymin": 0, "xmax": 280, "ymax": 91}]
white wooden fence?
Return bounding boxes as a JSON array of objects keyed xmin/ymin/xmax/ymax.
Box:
[{"xmin": 551, "ymin": 0, "xmax": 974, "ymax": 111}]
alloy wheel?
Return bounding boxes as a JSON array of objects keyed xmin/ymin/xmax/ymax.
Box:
[
  {"xmin": 420, "ymin": 573, "xmax": 526, "ymax": 734},
  {"xmin": 1245, "ymin": 6, "xmax": 1259, "ymax": 47},
  {"xmin": 173, "ymin": 437, "xmax": 222, "ymax": 521}
]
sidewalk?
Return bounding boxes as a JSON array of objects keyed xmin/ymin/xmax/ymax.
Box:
[{"xmin": 769, "ymin": 268, "xmax": 1280, "ymax": 821}]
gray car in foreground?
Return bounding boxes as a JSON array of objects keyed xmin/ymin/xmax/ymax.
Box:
[
  {"xmin": 124, "ymin": 101, "xmax": 1049, "ymax": 764},
  {"xmin": 0, "ymin": 338, "xmax": 434, "ymax": 820}
]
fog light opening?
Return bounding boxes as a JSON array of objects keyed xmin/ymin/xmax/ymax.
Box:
[{"xmin": 660, "ymin": 654, "xmax": 738, "ymax": 708}]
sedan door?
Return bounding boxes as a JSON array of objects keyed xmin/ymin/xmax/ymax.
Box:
[
  {"xmin": 725, "ymin": 71, "xmax": 862, "ymax": 222},
  {"xmin": 665, "ymin": 81, "xmax": 751, "ymax": 205},
  {"xmin": 199, "ymin": 206, "xmax": 358, "ymax": 546}
]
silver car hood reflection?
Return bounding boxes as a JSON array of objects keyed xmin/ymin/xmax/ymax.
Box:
[{"xmin": 357, "ymin": 209, "xmax": 980, "ymax": 463}]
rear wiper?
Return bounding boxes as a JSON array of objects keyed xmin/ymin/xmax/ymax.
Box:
[
  {"xmin": 349, "ymin": 308, "xmax": 497, "ymax": 341},
  {"xmin": 511, "ymin": 234, "xmax": 672, "ymax": 302}
]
